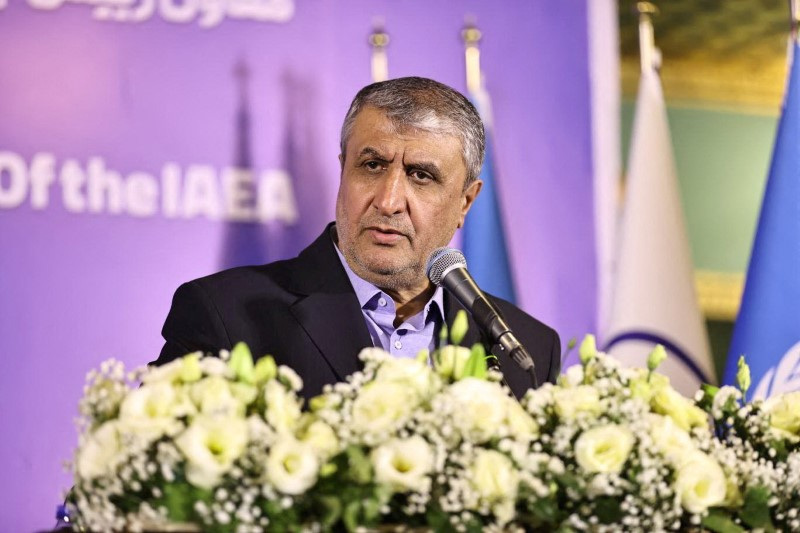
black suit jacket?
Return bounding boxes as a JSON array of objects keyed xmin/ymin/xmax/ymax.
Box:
[{"xmin": 155, "ymin": 224, "xmax": 561, "ymax": 399}]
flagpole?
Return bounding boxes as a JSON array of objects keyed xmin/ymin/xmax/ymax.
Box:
[
  {"xmin": 369, "ymin": 20, "xmax": 389, "ymax": 83},
  {"xmin": 462, "ymin": 18, "xmax": 482, "ymax": 95},
  {"xmin": 791, "ymin": 0, "xmax": 799, "ymax": 41},
  {"xmin": 636, "ymin": 2, "xmax": 660, "ymax": 73}
]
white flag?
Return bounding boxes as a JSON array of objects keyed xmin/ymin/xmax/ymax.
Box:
[{"xmin": 604, "ymin": 68, "xmax": 714, "ymax": 396}]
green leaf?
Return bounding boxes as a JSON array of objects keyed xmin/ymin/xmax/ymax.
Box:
[
  {"xmin": 360, "ymin": 497, "xmax": 382, "ymax": 524},
  {"xmin": 594, "ymin": 497, "xmax": 623, "ymax": 524},
  {"xmin": 554, "ymin": 472, "xmax": 580, "ymax": 492},
  {"xmin": 527, "ymin": 497, "xmax": 559, "ymax": 524},
  {"xmin": 450, "ymin": 309, "xmax": 469, "ymax": 345},
  {"xmin": 315, "ymin": 495, "xmax": 342, "ymax": 530},
  {"xmin": 425, "ymin": 505, "xmax": 454, "ymax": 532},
  {"xmin": 741, "ymin": 486, "xmax": 775, "ymax": 531},
  {"xmin": 342, "ymin": 501, "xmax": 361, "ymax": 532},
  {"xmin": 160, "ymin": 483, "xmax": 212, "ymax": 524},
  {"xmin": 701, "ymin": 509, "xmax": 746, "ymax": 533},
  {"xmin": 345, "ymin": 446, "xmax": 372, "ymax": 484}
]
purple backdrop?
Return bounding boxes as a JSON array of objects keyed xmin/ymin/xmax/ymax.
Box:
[{"xmin": 0, "ymin": 1, "xmax": 595, "ymax": 529}]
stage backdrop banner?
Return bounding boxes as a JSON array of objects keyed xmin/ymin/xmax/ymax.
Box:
[{"xmin": 0, "ymin": 1, "xmax": 596, "ymax": 529}]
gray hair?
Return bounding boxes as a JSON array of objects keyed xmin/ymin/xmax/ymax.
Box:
[{"xmin": 339, "ymin": 77, "xmax": 485, "ymax": 187}]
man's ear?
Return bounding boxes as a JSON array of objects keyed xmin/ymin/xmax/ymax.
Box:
[
  {"xmin": 338, "ymin": 153, "xmax": 344, "ymax": 170},
  {"xmin": 457, "ymin": 179, "xmax": 483, "ymax": 228}
]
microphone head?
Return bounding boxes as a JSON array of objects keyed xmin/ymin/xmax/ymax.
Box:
[{"xmin": 426, "ymin": 247, "xmax": 467, "ymax": 286}]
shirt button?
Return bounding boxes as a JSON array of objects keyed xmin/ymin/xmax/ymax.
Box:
[
  {"xmin": 394, "ymin": 340, "xmax": 402, "ymax": 349},
  {"xmin": 378, "ymin": 297, "xmax": 387, "ymax": 307}
]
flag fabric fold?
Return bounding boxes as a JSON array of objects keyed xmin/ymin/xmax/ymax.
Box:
[
  {"xmin": 462, "ymin": 86, "xmax": 517, "ymax": 304},
  {"xmin": 724, "ymin": 43, "xmax": 800, "ymax": 399},
  {"xmin": 603, "ymin": 67, "xmax": 714, "ymax": 397}
]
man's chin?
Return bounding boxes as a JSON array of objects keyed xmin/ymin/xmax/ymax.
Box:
[{"xmin": 354, "ymin": 259, "xmax": 420, "ymax": 288}]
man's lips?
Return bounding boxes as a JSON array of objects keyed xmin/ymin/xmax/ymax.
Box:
[{"xmin": 365, "ymin": 226, "xmax": 407, "ymax": 244}]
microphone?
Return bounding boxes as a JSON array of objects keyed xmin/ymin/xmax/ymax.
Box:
[{"xmin": 426, "ymin": 247, "xmax": 538, "ymax": 389}]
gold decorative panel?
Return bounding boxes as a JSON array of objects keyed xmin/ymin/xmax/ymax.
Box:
[{"xmin": 620, "ymin": 1, "xmax": 791, "ymax": 110}]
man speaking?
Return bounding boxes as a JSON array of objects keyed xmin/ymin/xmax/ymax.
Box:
[{"xmin": 154, "ymin": 77, "xmax": 560, "ymax": 399}]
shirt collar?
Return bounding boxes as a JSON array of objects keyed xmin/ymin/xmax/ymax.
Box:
[{"xmin": 333, "ymin": 239, "xmax": 444, "ymax": 323}]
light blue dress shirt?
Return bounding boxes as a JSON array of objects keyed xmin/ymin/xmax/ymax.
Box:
[{"xmin": 335, "ymin": 246, "xmax": 444, "ymax": 359}]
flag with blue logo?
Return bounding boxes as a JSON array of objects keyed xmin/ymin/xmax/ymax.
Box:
[
  {"xmin": 724, "ymin": 42, "xmax": 800, "ymax": 399},
  {"xmin": 603, "ymin": 66, "xmax": 714, "ymax": 397},
  {"xmin": 462, "ymin": 86, "xmax": 517, "ymax": 303}
]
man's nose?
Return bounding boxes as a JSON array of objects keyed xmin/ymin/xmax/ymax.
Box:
[{"xmin": 373, "ymin": 168, "xmax": 407, "ymax": 215}]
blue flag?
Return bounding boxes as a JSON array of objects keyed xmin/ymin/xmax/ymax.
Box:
[
  {"xmin": 724, "ymin": 43, "xmax": 800, "ymax": 398},
  {"xmin": 462, "ymin": 90, "xmax": 516, "ymax": 303}
]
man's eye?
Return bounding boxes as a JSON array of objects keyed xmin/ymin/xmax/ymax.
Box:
[
  {"xmin": 409, "ymin": 170, "xmax": 433, "ymax": 182},
  {"xmin": 364, "ymin": 161, "xmax": 383, "ymax": 171}
]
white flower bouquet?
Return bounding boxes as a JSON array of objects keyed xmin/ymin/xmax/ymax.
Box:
[{"xmin": 66, "ymin": 315, "xmax": 800, "ymax": 532}]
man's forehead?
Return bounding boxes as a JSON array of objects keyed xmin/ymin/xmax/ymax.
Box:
[{"xmin": 348, "ymin": 109, "xmax": 461, "ymax": 155}]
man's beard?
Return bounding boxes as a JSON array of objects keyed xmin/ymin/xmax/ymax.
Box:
[{"xmin": 343, "ymin": 243, "xmax": 423, "ymax": 291}]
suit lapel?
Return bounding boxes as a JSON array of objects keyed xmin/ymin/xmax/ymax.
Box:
[
  {"xmin": 287, "ymin": 225, "xmax": 373, "ymax": 380},
  {"xmin": 444, "ymin": 292, "xmax": 483, "ymax": 348},
  {"xmin": 290, "ymin": 292, "xmax": 371, "ymax": 381}
]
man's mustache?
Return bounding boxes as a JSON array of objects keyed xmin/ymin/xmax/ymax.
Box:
[{"xmin": 359, "ymin": 216, "xmax": 414, "ymax": 238}]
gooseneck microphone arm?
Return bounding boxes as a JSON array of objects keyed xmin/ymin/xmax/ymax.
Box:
[{"xmin": 426, "ymin": 248, "xmax": 539, "ymax": 390}]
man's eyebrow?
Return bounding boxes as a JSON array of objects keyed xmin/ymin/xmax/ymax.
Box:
[{"xmin": 357, "ymin": 147, "xmax": 391, "ymax": 160}]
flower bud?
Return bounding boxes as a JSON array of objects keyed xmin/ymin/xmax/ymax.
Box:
[
  {"xmin": 450, "ymin": 310, "xmax": 469, "ymax": 345},
  {"xmin": 254, "ymin": 355, "xmax": 277, "ymax": 385},
  {"xmin": 647, "ymin": 344, "xmax": 667, "ymax": 372},
  {"xmin": 736, "ymin": 356, "xmax": 751, "ymax": 395},
  {"xmin": 578, "ymin": 334, "xmax": 597, "ymax": 364},
  {"xmin": 228, "ymin": 342, "xmax": 255, "ymax": 384},
  {"xmin": 179, "ymin": 353, "xmax": 203, "ymax": 383}
]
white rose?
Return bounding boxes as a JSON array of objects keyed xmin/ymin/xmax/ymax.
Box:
[
  {"xmin": 266, "ymin": 437, "xmax": 319, "ymax": 495},
  {"xmin": 371, "ymin": 436, "xmax": 434, "ymax": 493},
  {"xmin": 674, "ymin": 451, "xmax": 727, "ymax": 513},
  {"xmin": 647, "ymin": 413, "xmax": 695, "ymax": 464},
  {"xmin": 574, "ymin": 424, "xmax": 634, "ymax": 474},
  {"xmin": 119, "ymin": 381, "xmax": 196, "ymax": 422},
  {"xmin": 264, "ymin": 380, "xmax": 302, "ymax": 434},
  {"xmin": 763, "ymin": 391, "xmax": 800, "ymax": 442},
  {"xmin": 76, "ymin": 421, "xmax": 121, "ymax": 480},
  {"xmin": 299, "ymin": 420, "xmax": 339, "ymax": 458},
  {"xmin": 190, "ymin": 376, "xmax": 247, "ymax": 417},
  {"xmin": 446, "ymin": 378, "xmax": 507, "ymax": 443},
  {"xmin": 351, "ymin": 382, "xmax": 417, "ymax": 437},
  {"xmin": 505, "ymin": 398, "xmax": 539, "ymax": 440},
  {"xmin": 375, "ymin": 357, "xmax": 438, "ymax": 398},
  {"xmin": 470, "ymin": 449, "xmax": 519, "ymax": 504},
  {"xmin": 175, "ymin": 416, "xmax": 248, "ymax": 489},
  {"xmin": 553, "ymin": 385, "xmax": 602, "ymax": 420},
  {"xmin": 651, "ymin": 386, "xmax": 708, "ymax": 432}
]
